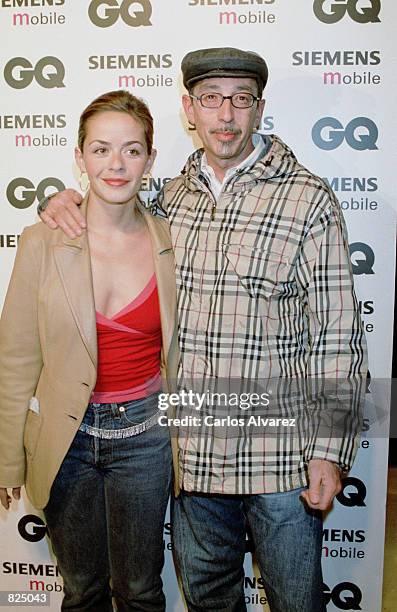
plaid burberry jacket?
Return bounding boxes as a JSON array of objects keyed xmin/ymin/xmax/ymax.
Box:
[{"xmin": 154, "ymin": 135, "xmax": 367, "ymax": 495}]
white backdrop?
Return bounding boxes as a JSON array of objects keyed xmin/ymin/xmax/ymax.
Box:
[{"xmin": 1, "ymin": 1, "xmax": 396, "ymax": 610}]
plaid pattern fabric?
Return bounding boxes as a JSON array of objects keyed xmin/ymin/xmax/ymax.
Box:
[{"xmin": 153, "ymin": 135, "xmax": 367, "ymax": 494}]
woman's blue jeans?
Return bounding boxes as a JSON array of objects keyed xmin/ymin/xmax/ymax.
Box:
[
  {"xmin": 172, "ymin": 487, "xmax": 325, "ymax": 612},
  {"xmin": 44, "ymin": 394, "xmax": 171, "ymax": 611}
]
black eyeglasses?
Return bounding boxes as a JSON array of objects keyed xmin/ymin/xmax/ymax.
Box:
[{"xmin": 190, "ymin": 92, "xmax": 261, "ymax": 109}]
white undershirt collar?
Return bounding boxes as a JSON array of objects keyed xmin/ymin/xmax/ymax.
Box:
[{"xmin": 200, "ymin": 133, "xmax": 268, "ymax": 201}]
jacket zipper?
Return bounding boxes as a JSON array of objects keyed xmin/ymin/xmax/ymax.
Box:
[{"xmin": 187, "ymin": 176, "xmax": 218, "ymax": 221}]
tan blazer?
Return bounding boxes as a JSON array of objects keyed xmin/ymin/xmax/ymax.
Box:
[{"xmin": 0, "ymin": 199, "xmax": 180, "ymax": 509}]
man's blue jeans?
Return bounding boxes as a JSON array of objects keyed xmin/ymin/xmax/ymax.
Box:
[
  {"xmin": 44, "ymin": 394, "xmax": 171, "ymax": 611},
  {"xmin": 172, "ymin": 487, "xmax": 325, "ymax": 612}
]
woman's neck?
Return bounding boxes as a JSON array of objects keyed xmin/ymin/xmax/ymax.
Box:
[{"xmin": 86, "ymin": 193, "xmax": 143, "ymax": 236}]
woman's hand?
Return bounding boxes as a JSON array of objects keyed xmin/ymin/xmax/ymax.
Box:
[{"xmin": 0, "ymin": 487, "xmax": 21, "ymax": 510}]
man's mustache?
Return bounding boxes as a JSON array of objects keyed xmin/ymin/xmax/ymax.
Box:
[{"xmin": 209, "ymin": 127, "xmax": 241, "ymax": 135}]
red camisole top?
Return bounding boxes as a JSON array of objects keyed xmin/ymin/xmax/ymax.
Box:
[{"xmin": 91, "ymin": 274, "xmax": 162, "ymax": 403}]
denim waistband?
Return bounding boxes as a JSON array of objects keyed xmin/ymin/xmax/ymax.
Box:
[{"xmin": 78, "ymin": 394, "xmax": 161, "ymax": 439}]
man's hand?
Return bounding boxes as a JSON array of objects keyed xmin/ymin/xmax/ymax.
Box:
[
  {"xmin": 0, "ymin": 487, "xmax": 21, "ymax": 510},
  {"xmin": 300, "ymin": 459, "xmax": 342, "ymax": 511},
  {"xmin": 39, "ymin": 189, "xmax": 85, "ymax": 238}
]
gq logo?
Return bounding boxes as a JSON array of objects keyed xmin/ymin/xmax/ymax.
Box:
[
  {"xmin": 18, "ymin": 515, "xmax": 47, "ymax": 543},
  {"xmin": 312, "ymin": 117, "xmax": 378, "ymax": 150},
  {"xmin": 7, "ymin": 178, "xmax": 65, "ymax": 209},
  {"xmin": 313, "ymin": 0, "xmax": 381, "ymax": 23},
  {"xmin": 349, "ymin": 242, "xmax": 375, "ymax": 275},
  {"xmin": 324, "ymin": 582, "xmax": 362, "ymax": 610},
  {"xmin": 336, "ymin": 477, "xmax": 367, "ymax": 507},
  {"xmin": 88, "ymin": 0, "xmax": 152, "ymax": 27},
  {"xmin": 4, "ymin": 57, "xmax": 65, "ymax": 89}
]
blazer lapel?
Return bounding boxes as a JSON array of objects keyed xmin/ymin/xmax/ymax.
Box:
[
  {"xmin": 52, "ymin": 199, "xmax": 176, "ymax": 372},
  {"xmin": 53, "ymin": 199, "xmax": 97, "ymax": 368},
  {"xmin": 139, "ymin": 203, "xmax": 177, "ymax": 363}
]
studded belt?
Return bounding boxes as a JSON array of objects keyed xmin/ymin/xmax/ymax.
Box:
[{"xmin": 78, "ymin": 410, "xmax": 162, "ymax": 439}]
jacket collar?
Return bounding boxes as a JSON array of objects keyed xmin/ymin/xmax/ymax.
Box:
[
  {"xmin": 181, "ymin": 134, "xmax": 299, "ymax": 192},
  {"xmin": 55, "ymin": 193, "xmax": 176, "ymax": 369},
  {"xmin": 53, "ymin": 193, "xmax": 97, "ymax": 369}
]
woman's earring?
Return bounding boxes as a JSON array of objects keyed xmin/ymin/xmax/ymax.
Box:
[{"xmin": 78, "ymin": 172, "xmax": 90, "ymax": 192}]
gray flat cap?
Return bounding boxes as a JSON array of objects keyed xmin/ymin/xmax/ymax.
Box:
[{"xmin": 181, "ymin": 47, "xmax": 268, "ymax": 93}]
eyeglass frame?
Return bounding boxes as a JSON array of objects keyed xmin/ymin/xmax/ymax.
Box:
[{"xmin": 189, "ymin": 92, "xmax": 262, "ymax": 109}]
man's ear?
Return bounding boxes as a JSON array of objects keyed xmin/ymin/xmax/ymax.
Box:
[
  {"xmin": 182, "ymin": 94, "xmax": 195, "ymax": 126},
  {"xmin": 74, "ymin": 147, "xmax": 86, "ymax": 173}
]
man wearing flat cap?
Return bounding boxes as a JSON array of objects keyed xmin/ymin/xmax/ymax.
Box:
[{"xmin": 39, "ymin": 47, "xmax": 366, "ymax": 612}]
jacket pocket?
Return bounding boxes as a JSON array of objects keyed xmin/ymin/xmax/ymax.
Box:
[
  {"xmin": 23, "ymin": 409, "xmax": 42, "ymax": 459},
  {"xmin": 224, "ymin": 244, "xmax": 290, "ymax": 299}
]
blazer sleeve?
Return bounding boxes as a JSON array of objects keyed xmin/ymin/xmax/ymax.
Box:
[{"xmin": 0, "ymin": 227, "xmax": 43, "ymax": 487}]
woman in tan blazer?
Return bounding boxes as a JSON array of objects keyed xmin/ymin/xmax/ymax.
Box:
[{"xmin": 0, "ymin": 91, "xmax": 179, "ymax": 611}]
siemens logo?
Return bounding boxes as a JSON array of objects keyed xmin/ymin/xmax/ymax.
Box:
[
  {"xmin": 0, "ymin": 114, "xmax": 66, "ymax": 129},
  {"xmin": 88, "ymin": 54, "xmax": 172, "ymax": 70},
  {"xmin": 187, "ymin": 0, "xmax": 277, "ymax": 24},
  {"xmin": 323, "ymin": 177, "xmax": 377, "ymax": 192},
  {"xmin": 0, "ymin": 235, "xmax": 20, "ymax": 248},
  {"xmin": 244, "ymin": 577, "xmax": 268, "ymax": 607},
  {"xmin": 324, "ymin": 177, "xmax": 379, "ymax": 212},
  {"xmin": 323, "ymin": 529, "xmax": 365, "ymax": 543},
  {"xmin": 1, "ymin": 1, "xmax": 64, "ymax": 6},
  {"xmin": 292, "ymin": 50, "xmax": 381, "ymax": 85},
  {"xmin": 3, "ymin": 562, "xmax": 60, "ymax": 576},
  {"xmin": 358, "ymin": 300, "xmax": 374, "ymax": 315},
  {"xmin": 292, "ymin": 50, "xmax": 380, "ymax": 66}
]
